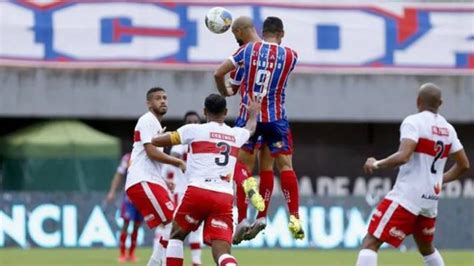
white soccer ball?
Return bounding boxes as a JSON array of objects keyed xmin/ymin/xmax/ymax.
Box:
[{"xmin": 205, "ymin": 7, "xmax": 233, "ymax": 34}]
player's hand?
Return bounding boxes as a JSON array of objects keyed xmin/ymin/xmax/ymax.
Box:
[
  {"xmin": 106, "ymin": 191, "xmax": 115, "ymax": 203},
  {"xmin": 177, "ymin": 159, "xmax": 186, "ymax": 173},
  {"xmin": 245, "ymin": 96, "xmax": 261, "ymax": 116},
  {"xmin": 364, "ymin": 157, "xmax": 378, "ymax": 175},
  {"xmin": 165, "ymin": 179, "xmax": 176, "ymax": 193}
]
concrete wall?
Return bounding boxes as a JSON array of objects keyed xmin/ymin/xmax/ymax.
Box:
[{"xmin": 0, "ymin": 67, "xmax": 473, "ymax": 122}]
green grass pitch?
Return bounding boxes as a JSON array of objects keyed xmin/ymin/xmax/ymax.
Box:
[{"xmin": 0, "ymin": 248, "xmax": 472, "ymax": 265}]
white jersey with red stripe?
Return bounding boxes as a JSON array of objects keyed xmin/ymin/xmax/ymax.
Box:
[
  {"xmin": 161, "ymin": 144, "xmax": 189, "ymax": 194},
  {"xmin": 126, "ymin": 112, "xmax": 166, "ymax": 190},
  {"xmin": 177, "ymin": 121, "xmax": 251, "ymax": 195},
  {"xmin": 386, "ymin": 111, "xmax": 463, "ymax": 217}
]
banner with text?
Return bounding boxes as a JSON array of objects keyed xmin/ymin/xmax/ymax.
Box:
[
  {"xmin": 0, "ymin": 1, "xmax": 473, "ymax": 73},
  {"xmin": 1, "ymin": 192, "xmax": 473, "ymax": 249}
]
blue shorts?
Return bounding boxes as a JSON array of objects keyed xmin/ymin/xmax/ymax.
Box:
[
  {"xmin": 121, "ymin": 195, "xmax": 144, "ymax": 222},
  {"xmin": 235, "ymin": 118, "xmax": 293, "ymax": 156}
]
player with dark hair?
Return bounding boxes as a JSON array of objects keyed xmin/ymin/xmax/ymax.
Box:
[
  {"xmin": 214, "ymin": 16, "xmax": 304, "ymax": 241},
  {"xmin": 125, "ymin": 87, "xmax": 186, "ymax": 266},
  {"xmin": 106, "ymin": 152, "xmax": 142, "ymax": 263},
  {"xmin": 151, "ymin": 94, "xmax": 260, "ymax": 266},
  {"xmin": 356, "ymin": 83, "xmax": 470, "ymax": 266}
]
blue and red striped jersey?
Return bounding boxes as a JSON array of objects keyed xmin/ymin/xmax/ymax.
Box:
[{"xmin": 229, "ymin": 41, "xmax": 297, "ymax": 123}]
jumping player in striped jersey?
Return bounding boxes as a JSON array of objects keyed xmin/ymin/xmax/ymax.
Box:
[
  {"xmin": 356, "ymin": 83, "xmax": 470, "ymax": 266},
  {"xmin": 214, "ymin": 16, "xmax": 304, "ymax": 240}
]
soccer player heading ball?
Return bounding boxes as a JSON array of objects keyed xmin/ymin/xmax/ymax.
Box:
[
  {"xmin": 214, "ymin": 16, "xmax": 304, "ymax": 242},
  {"xmin": 356, "ymin": 83, "xmax": 470, "ymax": 266}
]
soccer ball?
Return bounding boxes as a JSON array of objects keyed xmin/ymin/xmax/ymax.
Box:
[{"xmin": 205, "ymin": 7, "xmax": 232, "ymax": 34}]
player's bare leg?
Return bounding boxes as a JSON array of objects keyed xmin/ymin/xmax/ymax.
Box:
[
  {"xmin": 275, "ymin": 153, "xmax": 304, "ymax": 239},
  {"xmin": 211, "ymin": 239, "xmax": 238, "ymax": 266},
  {"xmin": 166, "ymin": 221, "xmax": 191, "ymax": 266},
  {"xmin": 414, "ymin": 234, "xmax": 445, "ymax": 266},
  {"xmin": 127, "ymin": 221, "xmax": 141, "ymax": 263},
  {"xmin": 233, "ymin": 150, "xmax": 263, "ymax": 245},
  {"xmin": 244, "ymin": 145, "xmax": 274, "ymax": 241},
  {"xmin": 118, "ymin": 220, "xmax": 130, "ymax": 263},
  {"xmin": 356, "ymin": 233, "xmax": 383, "ymax": 266}
]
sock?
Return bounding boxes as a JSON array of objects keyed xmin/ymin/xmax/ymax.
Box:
[
  {"xmin": 423, "ymin": 249, "xmax": 445, "ymax": 266},
  {"xmin": 257, "ymin": 171, "xmax": 274, "ymax": 219},
  {"xmin": 190, "ymin": 242, "xmax": 202, "ymax": 265},
  {"xmin": 119, "ymin": 230, "xmax": 127, "ymax": 256},
  {"xmin": 147, "ymin": 224, "xmax": 171, "ymax": 266},
  {"xmin": 153, "ymin": 225, "xmax": 163, "ymax": 252},
  {"xmin": 280, "ymin": 170, "xmax": 300, "ymax": 218},
  {"xmin": 234, "ymin": 160, "xmax": 250, "ymax": 223},
  {"xmin": 356, "ymin": 249, "xmax": 377, "ymax": 266},
  {"xmin": 218, "ymin": 254, "xmax": 238, "ymax": 266},
  {"xmin": 129, "ymin": 227, "xmax": 139, "ymax": 256},
  {"xmin": 166, "ymin": 239, "xmax": 184, "ymax": 266}
]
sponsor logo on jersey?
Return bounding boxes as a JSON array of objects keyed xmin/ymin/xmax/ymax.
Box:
[
  {"xmin": 185, "ymin": 214, "xmax": 199, "ymax": 224},
  {"xmin": 211, "ymin": 219, "xmax": 228, "ymax": 230},
  {"xmin": 432, "ymin": 126, "xmax": 449, "ymax": 137},
  {"xmin": 421, "ymin": 194, "xmax": 440, "ymax": 201},
  {"xmin": 210, "ymin": 132, "xmax": 236, "ymax": 142},
  {"xmin": 144, "ymin": 214, "xmax": 155, "ymax": 222},
  {"xmin": 273, "ymin": 141, "xmax": 284, "ymax": 149},
  {"xmin": 389, "ymin": 227, "xmax": 406, "ymax": 240},
  {"xmin": 422, "ymin": 227, "xmax": 436, "ymax": 236},
  {"xmin": 220, "ymin": 174, "xmax": 232, "ymax": 183},
  {"xmin": 165, "ymin": 201, "xmax": 174, "ymax": 211}
]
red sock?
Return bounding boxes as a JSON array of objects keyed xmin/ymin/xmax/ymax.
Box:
[
  {"xmin": 128, "ymin": 227, "xmax": 139, "ymax": 256},
  {"xmin": 257, "ymin": 171, "xmax": 274, "ymax": 219},
  {"xmin": 119, "ymin": 230, "xmax": 127, "ymax": 256},
  {"xmin": 218, "ymin": 254, "xmax": 238, "ymax": 266},
  {"xmin": 280, "ymin": 170, "xmax": 300, "ymax": 218},
  {"xmin": 234, "ymin": 160, "xmax": 250, "ymax": 223}
]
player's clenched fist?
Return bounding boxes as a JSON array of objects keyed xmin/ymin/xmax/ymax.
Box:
[{"xmin": 363, "ymin": 157, "xmax": 378, "ymax": 174}]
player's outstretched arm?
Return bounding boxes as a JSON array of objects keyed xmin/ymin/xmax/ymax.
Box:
[
  {"xmin": 106, "ymin": 172, "xmax": 124, "ymax": 203},
  {"xmin": 364, "ymin": 139, "xmax": 417, "ymax": 174},
  {"xmin": 144, "ymin": 143, "xmax": 186, "ymax": 172},
  {"xmin": 443, "ymin": 149, "xmax": 470, "ymax": 184},
  {"xmin": 214, "ymin": 59, "xmax": 236, "ymax": 96},
  {"xmin": 244, "ymin": 96, "xmax": 261, "ymax": 136}
]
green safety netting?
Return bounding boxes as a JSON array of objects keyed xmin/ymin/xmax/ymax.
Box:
[{"xmin": 0, "ymin": 120, "xmax": 120, "ymax": 192}]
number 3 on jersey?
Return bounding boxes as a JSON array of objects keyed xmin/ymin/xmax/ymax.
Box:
[
  {"xmin": 215, "ymin": 142, "xmax": 231, "ymax": 166},
  {"xmin": 430, "ymin": 140, "xmax": 445, "ymax": 174}
]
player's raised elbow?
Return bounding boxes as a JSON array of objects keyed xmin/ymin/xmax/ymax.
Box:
[{"xmin": 459, "ymin": 160, "xmax": 470, "ymax": 173}]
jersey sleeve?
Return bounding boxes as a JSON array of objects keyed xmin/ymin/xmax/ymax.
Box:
[
  {"xmin": 449, "ymin": 126, "xmax": 464, "ymax": 154},
  {"xmin": 177, "ymin": 124, "xmax": 199, "ymax": 145},
  {"xmin": 137, "ymin": 116, "xmax": 160, "ymax": 144},
  {"xmin": 170, "ymin": 145, "xmax": 184, "ymax": 158},
  {"xmin": 229, "ymin": 66, "xmax": 245, "ymax": 86},
  {"xmin": 234, "ymin": 127, "xmax": 251, "ymax": 147},
  {"xmin": 116, "ymin": 154, "xmax": 129, "ymax": 175},
  {"xmin": 229, "ymin": 44, "xmax": 248, "ymax": 68},
  {"xmin": 399, "ymin": 117, "xmax": 419, "ymax": 142}
]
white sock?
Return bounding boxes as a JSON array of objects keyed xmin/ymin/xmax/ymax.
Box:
[
  {"xmin": 166, "ymin": 239, "xmax": 184, "ymax": 265},
  {"xmin": 356, "ymin": 249, "xmax": 377, "ymax": 266},
  {"xmin": 190, "ymin": 243, "xmax": 202, "ymax": 264},
  {"xmin": 218, "ymin": 254, "xmax": 238, "ymax": 266},
  {"xmin": 153, "ymin": 226, "xmax": 163, "ymax": 253},
  {"xmin": 423, "ymin": 249, "xmax": 445, "ymax": 266},
  {"xmin": 147, "ymin": 241, "xmax": 163, "ymax": 266},
  {"xmin": 160, "ymin": 223, "xmax": 172, "ymax": 266}
]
